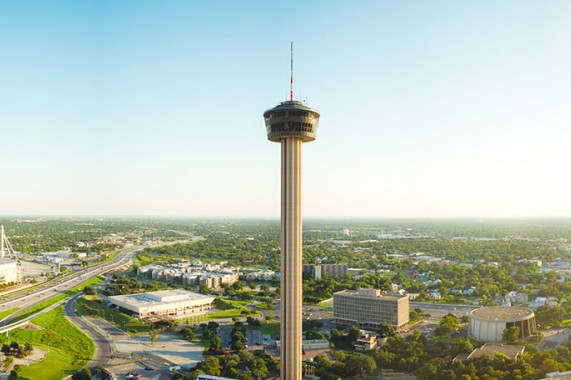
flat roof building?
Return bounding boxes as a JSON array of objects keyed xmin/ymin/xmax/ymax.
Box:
[
  {"xmin": 334, "ymin": 288, "xmax": 409, "ymax": 330},
  {"xmin": 108, "ymin": 289, "xmax": 215, "ymax": 320},
  {"xmin": 469, "ymin": 306, "xmax": 537, "ymax": 342},
  {"xmin": 466, "ymin": 344, "xmax": 525, "ymax": 362},
  {"xmin": 0, "ymin": 259, "xmax": 18, "ymax": 284}
]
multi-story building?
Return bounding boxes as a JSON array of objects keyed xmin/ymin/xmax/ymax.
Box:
[
  {"xmin": 137, "ymin": 264, "xmax": 240, "ymax": 289},
  {"xmin": 303, "ymin": 263, "xmax": 348, "ymax": 279},
  {"xmin": 333, "ymin": 288, "xmax": 409, "ymax": 330}
]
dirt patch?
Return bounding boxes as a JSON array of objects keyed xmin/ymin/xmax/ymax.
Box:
[
  {"xmin": 20, "ymin": 322, "xmax": 44, "ymax": 330},
  {"xmin": 13, "ymin": 347, "xmax": 48, "ymax": 366}
]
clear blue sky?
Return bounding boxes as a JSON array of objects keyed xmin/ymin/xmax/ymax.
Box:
[{"xmin": 1, "ymin": 0, "xmax": 570, "ymax": 217}]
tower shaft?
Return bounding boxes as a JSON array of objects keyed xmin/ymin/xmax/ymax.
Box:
[{"xmin": 280, "ymin": 137, "xmax": 303, "ymax": 380}]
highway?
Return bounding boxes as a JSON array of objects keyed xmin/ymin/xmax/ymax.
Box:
[{"xmin": 0, "ymin": 246, "xmax": 141, "ymax": 325}]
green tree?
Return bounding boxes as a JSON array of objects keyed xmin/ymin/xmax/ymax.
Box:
[
  {"xmin": 451, "ymin": 338, "xmax": 473, "ymax": 356},
  {"xmin": 502, "ymin": 326, "xmax": 520, "ymax": 343},
  {"xmin": 72, "ymin": 368, "xmax": 92, "ymax": 380},
  {"xmin": 199, "ymin": 356, "xmax": 221, "ymax": 376},
  {"xmin": 83, "ymin": 285, "xmax": 96, "ymax": 295},
  {"xmin": 378, "ymin": 322, "xmax": 396, "ymax": 337},
  {"xmin": 347, "ymin": 354, "xmax": 377, "ymax": 378},
  {"xmin": 239, "ymin": 372, "xmax": 254, "ymax": 380},
  {"xmin": 183, "ymin": 327, "xmax": 196, "ymax": 341},
  {"xmin": 348, "ymin": 325, "xmax": 361, "ymax": 343},
  {"xmin": 252, "ymin": 358, "xmax": 269, "ymax": 379},
  {"xmin": 210, "ymin": 336, "xmax": 222, "ymax": 350},
  {"xmin": 149, "ymin": 329, "xmax": 158, "ymax": 345},
  {"xmin": 238, "ymin": 349, "xmax": 254, "ymax": 363}
]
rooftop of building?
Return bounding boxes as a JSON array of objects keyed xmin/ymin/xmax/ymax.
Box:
[
  {"xmin": 263, "ymin": 100, "xmax": 319, "ymax": 118},
  {"xmin": 109, "ymin": 289, "xmax": 214, "ymax": 308},
  {"xmin": 470, "ymin": 306, "xmax": 533, "ymax": 320},
  {"xmin": 0, "ymin": 258, "xmax": 18, "ymax": 266},
  {"xmin": 467, "ymin": 344, "xmax": 525, "ymax": 361},
  {"xmin": 334, "ymin": 288, "xmax": 408, "ymax": 301}
]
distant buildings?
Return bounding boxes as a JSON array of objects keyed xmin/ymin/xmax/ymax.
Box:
[
  {"xmin": 137, "ymin": 263, "xmax": 240, "ymax": 289},
  {"xmin": 503, "ymin": 291, "xmax": 529, "ymax": 306},
  {"xmin": 243, "ymin": 269, "xmax": 280, "ymax": 281},
  {"xmin": 333, "ymin": 288, "xmax": 409, "ymax": 330},
  {"xmin": 530, "ymin": 296, "xmax": 558, "ymax": 310},
  {"xmin": 108, "ymin": 289, "xmax": 215, "ymax": 320},
  {"xmin": 303, "ymin": 263, "xmax": 348, "ymax": 279}
]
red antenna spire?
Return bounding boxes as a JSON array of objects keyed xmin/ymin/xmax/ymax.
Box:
[{"xmin": 290, "ymin": 41, "xmax": 294, "ymax": 101}]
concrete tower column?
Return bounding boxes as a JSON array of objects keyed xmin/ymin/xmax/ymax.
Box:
[
  {"xmin": 280, "ymin": 138, "xmax": 303, "ymax": 380},
  {"xmin": 264, "ymin": 99, "xmax": 320, "ymax": 380}
]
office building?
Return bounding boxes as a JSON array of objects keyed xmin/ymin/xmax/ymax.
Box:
[{"xmin": 334, "ymin": 288, "xmax": 409, "ymax": 330}]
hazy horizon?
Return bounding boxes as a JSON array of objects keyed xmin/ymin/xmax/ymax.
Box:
[{"xmin": 1, "ymin": 1, "xmax": 570, "ymax": 218}]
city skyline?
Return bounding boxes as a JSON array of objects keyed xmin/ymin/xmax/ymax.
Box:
[{"xmin": 1, "ymin": 1, "xmax": 570, "ymax": 218}]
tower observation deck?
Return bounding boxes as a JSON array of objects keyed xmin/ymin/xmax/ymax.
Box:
[
  {"xmin": 264, "ymin": 100, "xmax": 320, "ymax": 142},
  {"xmin": 264, "ymin": 99, "xmax": 320, "ymax": 380}
]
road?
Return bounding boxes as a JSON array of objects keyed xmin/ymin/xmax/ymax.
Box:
[
  {"xmin": 410, "ymin": 301, "xmax": 475, "ymax": 320},
  {"xmin": 64, "ymin": 294, "xmax": 113, "ymax": 371}
]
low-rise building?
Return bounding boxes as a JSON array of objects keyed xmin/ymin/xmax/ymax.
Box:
[
  {"xmin": 108, "ymin": 289, "xmax": 215, "ymax": 320},
  {"xmin": 354, "ymin": 333, "xmax": 378, "ymax": 352},
  {"xmin": 467, "ymin": 344, "xmax": 525, "ymax": 362}
]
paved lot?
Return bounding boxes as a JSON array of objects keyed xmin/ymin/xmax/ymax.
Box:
[
  {"xmin": 19, "ymin": 261, "xmax": 52, "ymax": 278},
  {"xmin": 88, "ymin": 317, "xmax": 205, "ymax": 370},
  {"xmin": 246, "ymin": 328, "xmax": 263, "ymax": 345},
  {"xmin": 540, "ymin": 328, "xmax": 570, "ymax": 351},
  {"xmin": 218, "ymin": 324, "xmax": 233, "ymax": 349}
]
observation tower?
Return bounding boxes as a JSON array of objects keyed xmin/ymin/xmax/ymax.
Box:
[{"xmin": 263, "ymin": 43, "xmax": 320, "ymax": 380}]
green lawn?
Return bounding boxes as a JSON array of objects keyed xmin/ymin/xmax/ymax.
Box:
[
  {"xmin": 75, "ymin": 296, "xmax": 150, "ymax": 334},
  {"xmin": 11, "ymin": 276, "xmax": 105, "ymax": 323},
  {"xmin": 207, "ymin": 298, "xmax": 252, "ymax": 320},
  {"xmin": 0, "ymin": 307, "xmax": 20, "ymax": 321},
  {"xmin": 214, "ymin": 298, "xmax": 250, "ymax": 310},
  {"xmin": 2, "ymin": 307, "xmax": 94, "ymax": 380},
  {"xmin": 261, "ymin": 322, "xmax": 280, "ymax": 339}
]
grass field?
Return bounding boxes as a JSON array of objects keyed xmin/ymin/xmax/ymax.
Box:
[
  {"xmin": 11, "ymin": 275, "xmax": 105, "ymax": 323},
  {"xmin": 207, "ymin": 298, "xmax": 255, "ymax": 320},
  {"xmin": 2, "ymin": 306, "xmax": 94, "ymax": 380},
  {"xmin": 75, "ymin": 296, "xmax": 150, "ymax": 334},
  {"xmin": 0, "ymin": 307, "xmax": 20, "ymax": 321},
  {"xmin": 261, "ymin": 322, "xmax": 280, "ymax": 339}
]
